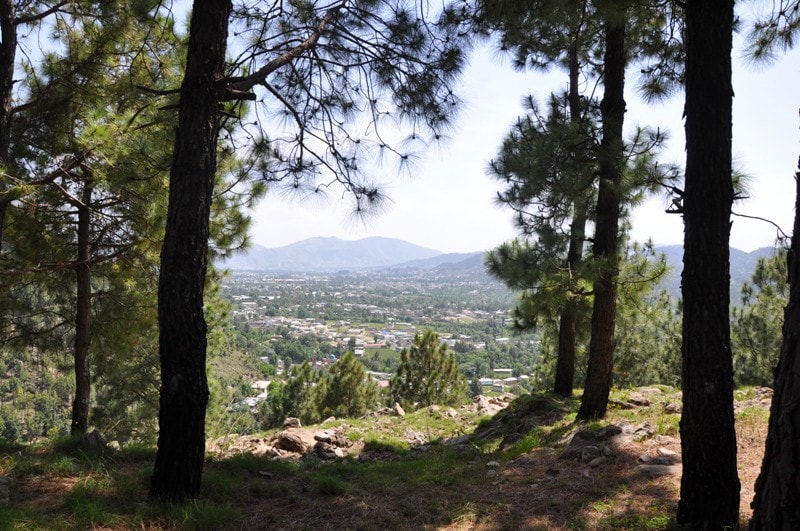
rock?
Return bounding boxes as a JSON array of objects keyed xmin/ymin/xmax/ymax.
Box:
[
  {"xmin": 0, "ymin": 476, "xmax": 12, "ymax": 507},
  {"xmin": 594, "ymin": 425, "xmax": 623, "ymax": 441},
  {"xmin": 627, "ymin": 393, "xmax": 651, "ymax": 407},
  {"xmin": 609, "ymin": 399, "xmax": 635, "ymax": 410},
  {"xmin": 82, "ymin": 430, "xmax": 107, "ymax": 455},
  {"xmin": 486, "ymin": 460, "xmax": 501, "ymax": 468},
  {"xmin": 655, "ymin": 435, "xmax": 679, "ymax": 445},
  {"xmin": 603, "ymin": 446, "xmax": 614, "ymax": 457},
  {"xmin": 632, "ymin": 422, "xmax": 655, "ymax": 440},
  {"xmin": 314, "ymin": 441, "xmax": 344, "ymax": 460},
  {"xmin": 635, "ymin": 464, "xmax": 679, "ymax": 477},
  {"xmin": 314, "ymin": 431, "xmax": 333, "ymax": 444},
  {"xmin": 640, "ymin": 454, "xmax": 675, "ymax": 465},
  {"xmin": 560, "ymin": 424, "xmax": 623, "ymax": 460},
  {"xmin": 275, "ymin": 429, "xmax": 316, "ymax": 454},
  {"xmin": 442, "ymin": 433, "xmax": 472, "ymax": 446},
  {"xmin": 486, "ymin": 469, "xmax": 498, "ymax": 478},
  {"xmin": 658, "ymin": 447, "xmax": 678, "ymax": 458},
  {"xmin": 392, "ymin": 403, "xmax": 405, "ymax": 417},
  {"xmin": 108, "ymin": 440, "xmax": 121, "ymax": 451},
  {"xmin": 427, "ymin": 405, "xmax": 441, "ymax": 413},
  {"xmin": 443, "ymin": 408, "xmax": 458, "ymax": 418},
  {"xmin": 589, "ymin": 456, "xmax": 608, "ymax": 468},
  {"xmin": 283, "ymin": 417, "xmax": 301, "ymax": 428},
  {"xmin": 663, "ymin": 402, "xmax": 681, "ymax": 414},
  {"xmin": 581, "ymin": 445, "xmax": 601, "ymax": 463}
]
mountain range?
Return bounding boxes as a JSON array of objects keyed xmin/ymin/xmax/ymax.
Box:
[{"xmin": 221, "ymin": 236, "xmax": 779, "ymax": 297}]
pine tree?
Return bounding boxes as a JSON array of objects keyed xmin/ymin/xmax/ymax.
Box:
[
  {"xmin": 390, "ymin": 330, "xmax": 468, "ymax": 409},
  {"xmin": 750, "ymin": 164, "xmax": 800, "ymax": 531},
  {"xmin": 732, "ymin": 250, "xmax": 787, "ymax": 387},
  {"xmin": 150, "ymin": 0, "xmax": 467, "ymax": 500},
  {"xmin": 476, "ymin": 0, "xmax": 681, "ymax": 403},
  {"xmin": 320, "ymin": 351, "xmax": 381, "ymax": 419},
  {"xmin": 677, "ymin": 0, "xmax": 740, "ymax": 526}
]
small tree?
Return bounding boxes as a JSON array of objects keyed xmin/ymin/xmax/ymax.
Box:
[
  {"xmin": 390, "ymin": 330, "xmax": 467, "ymax": 409},
  {"xmin": 320, "ymin": 351, "xmax": 381, "ymax": 418}
]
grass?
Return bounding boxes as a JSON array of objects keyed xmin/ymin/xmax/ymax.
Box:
[{"xmin": 0, "ymin": 386, "xmax": 772, "ymax": 530}]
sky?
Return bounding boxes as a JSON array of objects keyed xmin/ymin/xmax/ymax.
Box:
[{"xmin": 247, "ymin": 24, "xmax": 800, "ymax": 255}]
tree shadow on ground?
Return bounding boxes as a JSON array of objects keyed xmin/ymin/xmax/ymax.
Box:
[{"xmin": 227, "ymin": 393, "xmax": 682, "ymax": 530}]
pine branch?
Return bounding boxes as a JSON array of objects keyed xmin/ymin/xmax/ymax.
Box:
[
  {"xmin": 13, "ymin": 2, "xmax": 69, "ymax": 26},
  {"xmin": 226, "ymin": 0, "xmax": 347, "ymax": 93}
]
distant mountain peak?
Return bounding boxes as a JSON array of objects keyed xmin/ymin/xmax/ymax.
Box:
[{"xmin": 221, "ymin": 236, "xmax": 444, "ymax": 272}]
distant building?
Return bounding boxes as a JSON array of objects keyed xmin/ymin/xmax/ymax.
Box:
[{"xmin": 251, "ymin": 380, "xmax": 271, "ymax": 391}]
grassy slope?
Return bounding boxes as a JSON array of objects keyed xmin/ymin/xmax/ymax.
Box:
[{"xmin": 1, "ymin": 387, "xmax": 770, "ymax": 530}]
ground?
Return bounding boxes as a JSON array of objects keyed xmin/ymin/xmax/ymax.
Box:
[{"xmin": 3, "ymin": 387, "xmax": 771, "ymax": 530}]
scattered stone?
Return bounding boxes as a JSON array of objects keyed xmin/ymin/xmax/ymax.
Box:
[
  {"xmin": 658, "ymin": 447, "xmax": 678, "ymax": 458},
  {"xmin": 392, "ymin": 403, "xmax": 405, "ymax": 417},
  {"xmin": 627, "ymin": 393, "xmax": 651, "ymax": 407},
  {"xmin": 663, "ymin": 402, "xmax": 681, "ymax": 414},
  {"xmin": 486, "ymin": 469, "xmax": 499, "ymax": 478},
  {"xmin": 314, "ymin": 441, "xmax": 345, "ymax": 460},
  {"xmin": 635, "ymin": 464, "xmax": 679, "ymax": 477},
  {"xmin": 581, "ymin": 469, "xmax": 592, "ymax": 479},
  {"xmin": 581, "ymin": 445, "xmax": 601, "ymax": 463},
  {"xmin": 560, "ymin": 424, "xmax": 623, "ymax": 460},
  {"xmin": 283, "ymin": 417, "xmax": 301, "ymax": 428},
  {"xmin": 589, "ymin": 456, "xmax": 608, "ymax": 468},
  {"xmin": 442, "ymin": 433, "xmax": 472, "ymax": 446},
  {"xmin": 603, "ymin": 446, "xmax": 615, "ymax": 457},
  {"xmin": 404, "ymin": 428, "xmax": 425, "ymax": 446},
  {"xmin": 486, "ymin": 460, "xmax": 501, "ymax": 468},
  {"xmin": 275, "ymin": 430, "xmax": 316, "ymax": 454},
  {"xmin": 427, "ymin": 405, "xmax": 441, "ymax": 413},
  {"xmin": 632, "ymin": 422, "xmax": 655, "ymax": 441},
  {"xmin": 609, "ymin": 399, "xmax": 635, "ymax": 410},
  {"xmin": 108, "ymin": 440, "xmax": 121, "ymax": 451},
  {"xmin": 258, "ymin": 471, "xmax": 273, "ymax": 478},
  {"xmin": 443, "ymin": 408, "xmax": 458, "ymax": 418},
  {"xmin": 655, "ymin": 435, "xmax": 679, "ymax": 445}
]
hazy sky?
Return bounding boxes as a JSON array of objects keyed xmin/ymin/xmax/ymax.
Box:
[{"xmin": 248, "ymin": 26, "xmax": 800, "ymax": 254}]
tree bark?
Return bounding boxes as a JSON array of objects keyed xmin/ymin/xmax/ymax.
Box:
[
  {"xmin": 749, "ymin": 165, "xmax": 800, "ymax": 530},
  {"xmin": 577, "ymin": 14, "xmax": 625, "ymax": 420},
  {"xmin": 677, "ymin": 0, "xmax": 740, "ymax": 527},
  {"xmin": 149, "ymin": 0, "xmax": 231, "ymax": 501},
  {"xmin": 71, "ymin": 179, "xmax": 93, "ymax": 435},
  {"xmin": 553, "ymin": 44, "xmax": 588, "ymax": 398},
  {"xmin": 0, "ymin": 0, "xmax": 15, "ymax": 252}
]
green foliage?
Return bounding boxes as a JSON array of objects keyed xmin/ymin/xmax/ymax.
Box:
[
  {"xmin": 389, "ymin": 330, "xmax": 468, "ymax": 410},
  {"xmin": 261, "ymin": 362, "xmax": 323, "ymax": 427},
  {"xmin": 732, "ymin": 249, "xmax": 787, "ymax": 386},
  {"xmin": 613, "ymin": 242, "xmax": 681, "ymax": 387},
  {"xmin": 319, "ymin": 351, "xmax": 382, "ymax": 419}
]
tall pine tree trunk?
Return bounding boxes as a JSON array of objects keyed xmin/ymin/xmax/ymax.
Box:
[
  {"xmin": 749, "ymin": 162, "xmax": 800, "ymax": 529},
  {"xmin": 0, "ymin": 0, "xmax": 15, "ymax": 253},
  {"xmin": 71, "ymin": 179, "xmax": 93, "ymax": 435},
  {"xmin": 553, "ymin": 44, "xmax": 588, "ymax": 398},
  {"xmin": 150, "ymin": 0, "xmax": 231, "ymax": 501},
  {"xmin": 577, "ymin": 13, "xmax": 625, "ymax": 420},
  {"xmin": 677, "ymin": 0, "xmax": 740, "ymax": 526}
]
